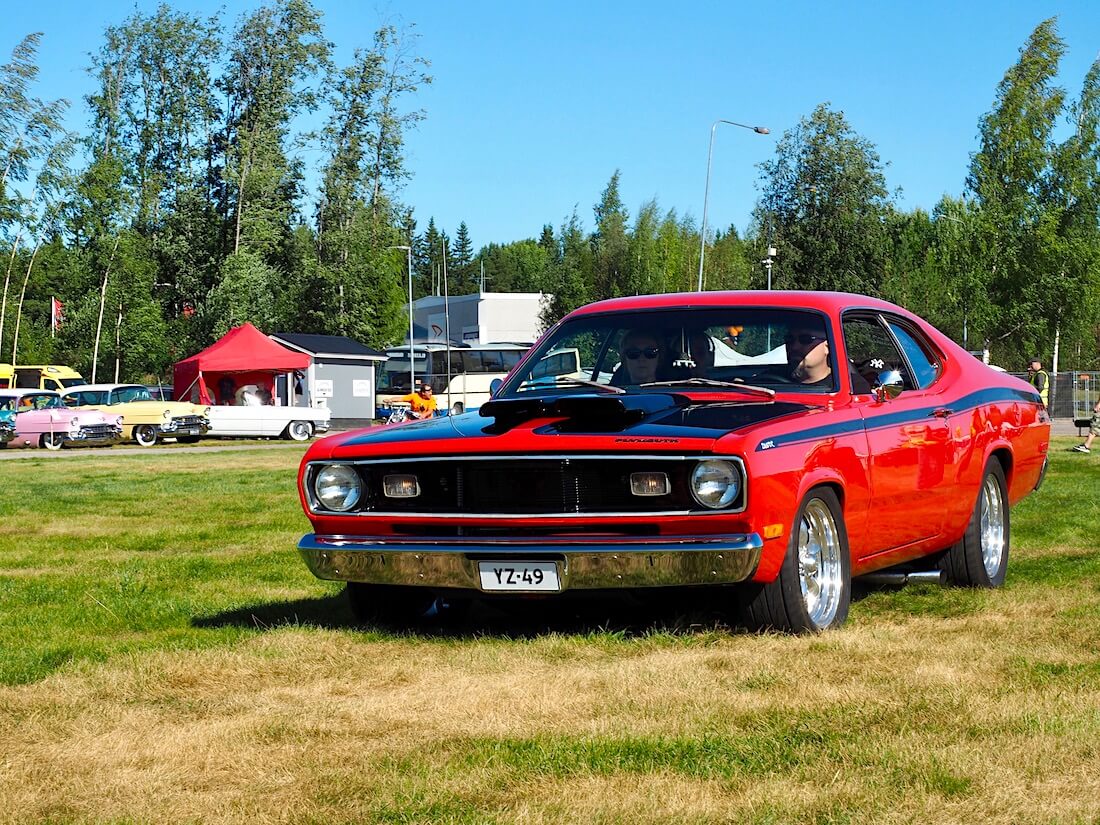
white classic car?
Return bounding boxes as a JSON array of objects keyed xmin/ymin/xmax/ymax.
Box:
[{"xmin": 206, "ymin": 403, "xmax": 331, "ymax": 441}]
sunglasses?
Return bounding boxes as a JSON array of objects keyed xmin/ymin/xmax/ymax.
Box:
[
  {"xmin": 784, "ymin": 333, "xmax": 825, "ymax": 346},
  {"xmin": 624, "ymin": 346, "xmax": 660, "ymax": 360}
]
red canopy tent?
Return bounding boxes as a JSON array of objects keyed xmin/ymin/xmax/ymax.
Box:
[{"xmin": 173, "ymin": 323, "xmax": 311, "ymax": 405}]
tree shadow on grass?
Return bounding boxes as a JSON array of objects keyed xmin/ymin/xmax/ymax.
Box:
[{"xmin": 192, "ymin": 587, "xmax": 752, "ymax": 640}]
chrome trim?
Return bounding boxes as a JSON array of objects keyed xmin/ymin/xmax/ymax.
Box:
[
  {"xmin": 304, "ymin": 454, "xmax": 749, "ymax": 518},
  {"xmin": 298, "ymin": 532, "xmax": 764, "ymax": 590}
]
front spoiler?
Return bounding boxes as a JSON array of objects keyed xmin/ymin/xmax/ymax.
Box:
[{"xmin": 298, "ymin": 533, "xmax": 764, "ymax": 591}]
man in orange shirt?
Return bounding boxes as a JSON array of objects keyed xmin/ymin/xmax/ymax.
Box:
[{"xmin": 401, "ymin": 383, "xmax": 438, "ymax": 419}]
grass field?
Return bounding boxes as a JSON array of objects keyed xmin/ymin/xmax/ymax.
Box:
[{"xmin": 1, "ymin": 441, "xmax": 1098, "ymax": 824}]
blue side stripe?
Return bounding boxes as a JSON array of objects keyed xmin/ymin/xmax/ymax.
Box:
[{"xmin": 755, "ymin": 386, "xmax": 1040, "ymax": 451}]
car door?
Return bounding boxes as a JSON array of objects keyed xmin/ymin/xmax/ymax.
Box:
[{"xmin": 842, "ymin": 312, "xmax": 953, "ymax": 554}]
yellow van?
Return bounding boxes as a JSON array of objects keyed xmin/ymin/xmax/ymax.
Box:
[{"xmin": 0, "ymin": 364, "xmax": 85, "ymax": 392}]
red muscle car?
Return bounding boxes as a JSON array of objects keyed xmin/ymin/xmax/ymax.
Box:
[{"xmin": 296, "ymin": 292, "xmax": 1050, "ymax": 633}]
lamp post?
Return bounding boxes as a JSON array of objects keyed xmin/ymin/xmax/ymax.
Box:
[
  {"xmin": 388, "ymin": 245, "xmax": 416, "ymax": 390},
  {"xmin": 697, "ymin": 119, "xmax": 770, "ymax": 291},
  {"xmin": 762, "ymin": 246, "xmax": 777, "ymax": 290}
]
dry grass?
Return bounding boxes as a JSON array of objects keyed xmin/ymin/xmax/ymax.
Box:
[{"xmin": 1, "ymin": 442, "xmax": 1099, "ymax": 823}]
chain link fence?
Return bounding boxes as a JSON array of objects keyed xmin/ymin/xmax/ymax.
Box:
[{"xmin": 1008, "ymin": 369, "xmax": 1099, "ymax": 420}]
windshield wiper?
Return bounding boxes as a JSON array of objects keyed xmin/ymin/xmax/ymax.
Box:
[
  {"xmin": 639, "ymin": 378, "xmax": 776, "ymax": 399},
  {"xmin": 518, "ymin": 377, "xmax": 625, "ymax": 394}
]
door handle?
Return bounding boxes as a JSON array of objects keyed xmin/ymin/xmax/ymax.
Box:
[{"xmin": 930, "ymin": 408, "xmax": 954, "ymax": 418}]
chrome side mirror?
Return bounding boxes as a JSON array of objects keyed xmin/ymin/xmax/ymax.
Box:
[{"xmin": 873, "ymin": 369, "xmax": 904, "ymax": 402}]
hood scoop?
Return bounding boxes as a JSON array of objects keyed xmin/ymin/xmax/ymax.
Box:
[{"xmin": 480, "ymin": 393, "xmax": 689, "ymax": 434}]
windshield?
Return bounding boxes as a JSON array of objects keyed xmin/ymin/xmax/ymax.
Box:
[
  {"xmin": 60, "ymin": 377, "xmax": 84, "ymax": 388},
  {"xmin": 498, "ymin": 307, "xmax": 838, "ymax": 396},
  {"xmin": 112, "ymin": 386, "xmax": 154, "ymax": 403},
  {"xmin": 19, "ymin": 393, "xmax": 64, "ymax": 410}
]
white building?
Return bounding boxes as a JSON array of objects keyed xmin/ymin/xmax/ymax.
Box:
[{"xmin": 407, "ymin": 292, "xmax": 548, "ymax": 346}]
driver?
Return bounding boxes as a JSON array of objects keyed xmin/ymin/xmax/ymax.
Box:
[{"xmin": 783, "ymin": 325, "xmax": 833, "ymax": 386}]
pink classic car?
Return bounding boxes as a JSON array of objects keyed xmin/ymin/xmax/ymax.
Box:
[{"xmin": 0, "ymin": 389, "xmax": 123, "ymax": 450}]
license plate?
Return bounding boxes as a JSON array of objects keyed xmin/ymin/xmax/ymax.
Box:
[
  {"xmin": 478, "ymin": 561, "xmax": 561, "ymax": 592},
  {"xmin": 179, "ymin": 428, "xmax": 198, "ymax": 435}
]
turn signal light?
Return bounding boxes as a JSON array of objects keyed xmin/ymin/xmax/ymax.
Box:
[
  {"xmin": 630, "ymin": 472, "xmax": 670, "ymax": 496},
  {"xmin": 383, "ymin": 474, "xmax": 421, "ymax": 498}
]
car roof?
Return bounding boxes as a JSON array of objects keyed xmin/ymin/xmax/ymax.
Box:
[
  {"xmin": 0, "ymin": 388, "xmax": 60, "ymax": 399},
  {"xmin": 62, "ymin": 383, "xmax": 145, "ymax": 393},
  {"xmin": 566, "ymin": 290, "xmax": 910, "ymax": 319}
]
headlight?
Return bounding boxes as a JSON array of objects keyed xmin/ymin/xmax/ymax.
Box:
[
  {"xmin": 314, "ymin": 464, "xmax": 362, "ymax": 511},
  {"xmin": 690, "ymin": 460, "xmax": 741, "ymax": 509}
]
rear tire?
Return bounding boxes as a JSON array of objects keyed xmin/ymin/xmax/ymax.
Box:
[
  {"xmin": 940, "ymin": 459, "xmax": 1009, "ymax": 588},
  {"xmin": 41, "ymin": 432, "xmax": 65, "ymax": 451},
  {"xmin": 286, "ymin": 420, "xmax": 313, "ymax": 441},
  {"xmin": 346, "ymin": 583, "xmax": 438, "ymax": 628},
  {"xmin": 134, "ymin": 425, "xmax": 158, "ymax": 447},
  {"xmin": 740, "ymin": 487, "xmax": 851, "ymax": 633}
]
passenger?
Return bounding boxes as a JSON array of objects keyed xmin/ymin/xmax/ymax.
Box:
[
  {"xmin": 619, "ymin": 330, "xmax": 665, "ymax": 385},
  {"xmin": 683, "ymin": 330, "xmax": 715, "ymax": 378}
]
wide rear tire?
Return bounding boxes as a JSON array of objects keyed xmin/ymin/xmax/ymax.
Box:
[
  {"xmin": 740, "ymin": 487, "xmax": 851, "ymax": 633},
  {"xmin": 940, "ymin": 459, "xmax": 1009, "ymax": 588}
]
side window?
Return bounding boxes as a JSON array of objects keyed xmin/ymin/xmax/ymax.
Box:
[
  {"xmin": 887, "ymin": 321, "xmax": 940, "ymax": 389},
  {"xmin": 841, "ymin": 315, "xmax": 915, "ymax": 392},
  {"xmin": 480, "ymin": 351, "xmax": 505, "ymax": 372}
]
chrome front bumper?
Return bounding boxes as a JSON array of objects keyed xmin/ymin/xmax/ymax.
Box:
[{"xmin": 298, "ymin": 533, "xmax": 764, "ymax": 591}]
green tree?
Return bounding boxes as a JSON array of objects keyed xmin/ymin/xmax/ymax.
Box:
[
  {"xmin": 591, "ymin": 170, "xmax": 630, "ymax": 298},
  {"xmin": 220, "ymin": 0, "xmax": 329, "ymax": 258},
  {"xmin": 450, "ymin": 221, "xmax": 475, "ymax": 293},
  {"xmin": 967, "ymin": 18, "xmax": 1065, "ymax": 365},
  {"xmin": 755, "ymin": 103, "xmax": 895, "ymax": 294}
]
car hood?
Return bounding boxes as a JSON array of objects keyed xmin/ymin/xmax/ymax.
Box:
[{"xmin": 316, "ymin": 392, "xmax": 814, "ymax": 461}]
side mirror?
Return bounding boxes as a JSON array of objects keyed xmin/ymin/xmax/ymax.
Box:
[
  {"xmin": 489, "ymin": 378, "xmax": 503, "ymax": 397},
  {"xmin": 873, "ymin": 369, "xmax": 904, "ymax": 402}
]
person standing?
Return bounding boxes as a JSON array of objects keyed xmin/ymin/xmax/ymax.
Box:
[
  {"xmin": 1027, "ymin": 356, "xmax": 1049, "ymax": 408},
  {"xmin": 1072, "ymin": 397, "xmax": 1100, "ymax": 453}
]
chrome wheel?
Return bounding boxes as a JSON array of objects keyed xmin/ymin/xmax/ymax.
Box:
[
  {"xmin": 797, "ymin": 498, "xmax": 844, "ymax": 629},
  {"xmin": 287, "ymin": 421, "xmax": 312, "ymax": 441},
  {"xmin": 979, "ymin": 473, "xmax": 1006, "ymax": 578},
  {"xmin": 134, "ymin": 425, "xmax": 158, "ymax": 447},
  {"xmin": 41, "ymin": 432, "xmax": 65, "ymax": 451}
]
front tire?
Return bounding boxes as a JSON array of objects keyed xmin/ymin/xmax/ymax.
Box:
[
  {"xmin": 133, "ymin": 425, "xmax": 158, "ymax": 447},
  {"xmin": 740, "ymin": 487, "xmax": 851, "ymax": 633},
  {"xmin": 346, "ymin": 583, "xmax": 437, "ymax": 628},
  {"xmin": 940, "ymin": 459, "xmax": 1009, "ymax": 587},
  {"xmin": 286, "ymin": 420, "xmax": 313, "ymax": 441},
  {"xmin": 41, "ymin": 432, "xmax": 65, "ymax": 451},
  {"xmin": 176, "ymin": 436, "xmax": 200, "ymax": 444}
]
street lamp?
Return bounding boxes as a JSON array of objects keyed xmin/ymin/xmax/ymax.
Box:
[
  {"xmin": 762, "ymin": 246, "xmax": 777, "ymax": 290},
  {"xmin": 388, "ymin": 245, "xmax": 416, "ymax": 390},
  {"xmin": 697, "ymin": 119, "xmax": 770, "ymax": 291}
]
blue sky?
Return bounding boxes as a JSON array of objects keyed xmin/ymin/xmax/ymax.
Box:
[{"xmin": 3, "ymin": 1, "xmax": 1099, "ymax": 247}]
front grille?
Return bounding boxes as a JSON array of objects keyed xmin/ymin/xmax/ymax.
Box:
[
  {"xmin": 336, "ymin": 457, "xmax": 742, "ymax": 516},
  {"xmin": 171, "ymin": 415, "xmax": 206, "ymax": 428},
  {"xmin": 78, "ymin": 424, "xmax": 116, "ymax": 438}
]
